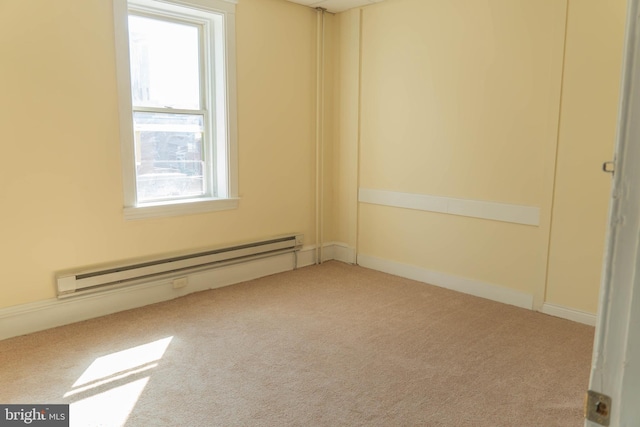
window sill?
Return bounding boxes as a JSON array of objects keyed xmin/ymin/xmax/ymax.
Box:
[{"xmin": 123, "ymin": 197, "xmax": 239, "ymax": 220}]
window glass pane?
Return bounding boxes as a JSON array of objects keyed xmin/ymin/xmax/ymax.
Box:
[
  {"xmin": 133, "ymin": 112, "xmax": 205, "ymax": 203},
  {"xmin": 128, "ymin": 15, "xmax": 201, "ymax": 110}
]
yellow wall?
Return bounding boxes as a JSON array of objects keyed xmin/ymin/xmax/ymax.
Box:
[
  {"xmin": 355, "ymin": 0, "xmax": 567, "ymax": 307},
  {"xmin": 0, "ymin": 0, "xmax": 627, "ymax": 316},
  {"xmin": 0, "ymin": 0, "xmax": 318, "ymax": 309},
  {"xmin": 322, "ymin": 13, "xmax": 336, "ymax": 249},
  {"xmin": 546, "ymin": 0, "xmax": 626, "ymax": 313},
  {"xmin": 334, "ymin": 0, "xmax": 625, "ymax": 313},
  {"xmin": 330, "ymin": 9, "xmax": 361, "ymax": 248},
  {"xmin": 359, "ymin": 0, "xmax": 564, "ymax": 205}
]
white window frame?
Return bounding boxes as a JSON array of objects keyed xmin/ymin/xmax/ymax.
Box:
[{"xmin": 113, "ymin": 0, "xmax": 239, "ymax": 220}]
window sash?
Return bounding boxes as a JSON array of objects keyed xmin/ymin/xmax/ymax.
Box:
[
  {"xmin": 127, "ymin": 5, "xmax": 216, "ymax": 203},
  {"xmin": 128, "ymin": 10, "xmax": 207, "ymax": 111},
  {"xmin": 113, "ymin": 0, "xmax": 239, "ymax": 220},
  {"xmin": 132, "ymin": 111, "xmax": 207, "ymax": 203}
]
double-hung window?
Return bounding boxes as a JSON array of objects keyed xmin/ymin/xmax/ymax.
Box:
[{"xmin": 114, "ymin": 0, "xmax": 238, "ymax": 219}]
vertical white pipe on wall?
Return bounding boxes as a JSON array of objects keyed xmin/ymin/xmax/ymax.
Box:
[
  {"xmin": 355, "ymin": 8, "xmax": 363, "ymax": 262},
  {"xmin": 315, "ymin": 7, "xmax": 326, "ymax": 264}
]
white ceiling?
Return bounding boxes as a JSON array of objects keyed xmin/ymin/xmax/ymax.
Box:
[{"xmin": 286, "ymin": 0, "xmax": 385, "ymax": 13}]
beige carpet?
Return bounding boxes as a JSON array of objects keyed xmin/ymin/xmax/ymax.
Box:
[{"xmin": 0, "ymin": 262, "xmax": 593, "ymax": 426}]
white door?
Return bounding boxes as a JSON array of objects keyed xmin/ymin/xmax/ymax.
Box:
[{"xmin": 586, "ymin": 1, "xmax": 640, "ymax": 426}]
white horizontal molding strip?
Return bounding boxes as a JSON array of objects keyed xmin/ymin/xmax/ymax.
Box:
[
  {"xmin": 357, "ymin": 254, "xmax": 534, "ymax": 310},
  {"xmin": 541, "ymin": 303, "xmax": 597, "ymax": 326},
  {"xmin": 358, "ymin": 188, "xmax": 540, "ymax": 226}
]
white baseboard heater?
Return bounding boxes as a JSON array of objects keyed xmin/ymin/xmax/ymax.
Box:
[{"xmin": 56, "ymin": 234, "xmax": 304, "ymax": 298}]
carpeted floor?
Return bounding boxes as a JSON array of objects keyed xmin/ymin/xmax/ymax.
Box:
[{"xmin": 0, "ymin": 262, "xmax": 593, "ymax": 426}]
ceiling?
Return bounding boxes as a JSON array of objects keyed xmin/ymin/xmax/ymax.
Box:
[{"xmin": 286, "ymin": 0, "xmax": 385, "ymax": 13}]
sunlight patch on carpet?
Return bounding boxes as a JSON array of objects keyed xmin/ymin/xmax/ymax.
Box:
[
  {"xmin": 64, "ymin": 336, "xmax": 173, "ymax": 426},
  {"xmin": 69, "ymin": 377, "xmax": 149, "ymax": 426}
]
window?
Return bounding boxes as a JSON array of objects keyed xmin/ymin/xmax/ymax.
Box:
[{"xmin": 113, "ymin": 0, "xmax": 238, "ymax": 219}]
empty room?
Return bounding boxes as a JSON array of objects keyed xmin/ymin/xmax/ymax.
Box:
[{"xmin": 0, "ymin": 0, "xmax": 634, "ymax": 425}]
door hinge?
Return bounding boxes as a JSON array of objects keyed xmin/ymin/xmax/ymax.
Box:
[
  {"xmin": 602, "ymin": 161, "xmax": 615, "ymax": 174},
  {"xmin": 585, "ymin": 390, "xmax": 611, "ymax": 426}
]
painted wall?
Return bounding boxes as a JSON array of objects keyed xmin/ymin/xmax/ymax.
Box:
[
  {"xmin": 546, "ymin": 0, "xmax": 626, "ymax": 313},
  {"xmin": 321, "ymin": 13, "xmax": 336, "ymax": 254},
  {"xmin": 330, "ymin": 9, "xmax": 360, "ymax": 249},
  {"xmin": 354, "ymin": 0, "xmax": 567, "ymax": 308},
  {"xmin": 0, "ymin": 0, "xmax": 318, "ymax": 309},
  {"xmin": 334, "ymin": 0, "xmax": 626, "ymax": 314},
  {"xmin": 0, "ymin": 0, "xmax": 626, "ymax": 317}
]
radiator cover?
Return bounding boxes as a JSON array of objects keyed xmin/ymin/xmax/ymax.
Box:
[{"xmin": 56, "ymin": 234, "xmax": 303, "ymax": 298}]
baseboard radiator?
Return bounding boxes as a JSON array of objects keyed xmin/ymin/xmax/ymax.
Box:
[{"xmin": 56, "ymin": 234, "xmax": 304, "ymax": 298}]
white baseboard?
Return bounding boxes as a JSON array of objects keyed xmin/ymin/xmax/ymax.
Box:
[
  {"xmin": 0, "ymin": 242, "xmax": 356, "ymax": 341},
  {"xmin": 541, "ymin": 303, "xmax": 597, "ymax": 326},
  {"xmin": 0, "ymin": 246, "xmax": 590, "ymax": 341},
  {"xmin": 357, "ymin": 254, "xmax": 534, "ymax": 310},
  {"xmin": 0, "ymin": 253, "xmax": 297, "ymax": 341},
  {"xmin": 320, "ymin": 242, "xmax": 356, "ymax": 264},
  {"xmin": 297, "ymin": 246, "xmax": 318, "ymax": 267},
  {"xmin": 331, "ymin": 242, "xmax": 357, "ymax": 264},
  {"xmin": 298, "ymin": 242, "xmax": 357, "ymax": 267}
]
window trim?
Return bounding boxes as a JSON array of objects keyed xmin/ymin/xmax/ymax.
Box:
[{"xmin": 113, "ymin": 0, "xmax": 239, "ymax": 220}]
